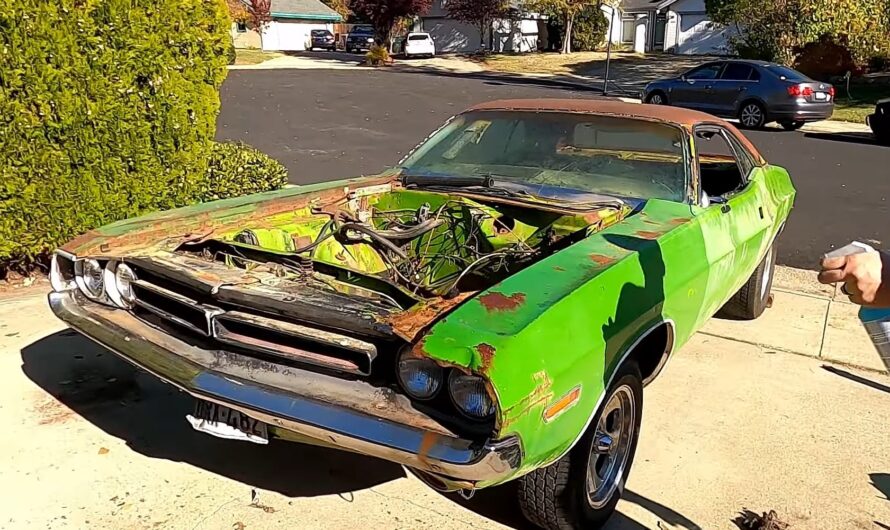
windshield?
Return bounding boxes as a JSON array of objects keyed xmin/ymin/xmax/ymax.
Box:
[{"xmin": 400, "ymin": 110, "xmax": 689, "ymax": 203}]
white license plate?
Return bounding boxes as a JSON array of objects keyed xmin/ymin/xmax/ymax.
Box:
[
  {"xmin": 815, "ymin": 92, "xmax": 829, "ymax": 101},
  {"xmin": 187, "ymin": 400, "xmax": 269, "ymax": 444}
]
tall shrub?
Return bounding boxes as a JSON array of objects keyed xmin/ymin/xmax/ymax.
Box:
[
  {"xmin": 0, "ymin": 0, "xmax": 230, "ymax": 267},
  {"xmin": 571, "ymin": 5, "xmax": 608, "ymax": 52}
]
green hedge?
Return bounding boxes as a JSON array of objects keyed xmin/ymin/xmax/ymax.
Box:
[
  {"xmin": 202, "ymin": 142, "xmax": 289, "ymax": 202},
  {"xmin": 0, "ymin": 0, "xmax": 231, "ymax": 269}
]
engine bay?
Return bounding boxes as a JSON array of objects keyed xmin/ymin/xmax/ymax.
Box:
[{"xmin": 178, "ymin": 184, "xmax": 627, "ymax": 310}]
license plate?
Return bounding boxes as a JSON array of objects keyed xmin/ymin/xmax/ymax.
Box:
[
  {"xmin": 815, "ymin": 92, "xmax": 828, "ymax": 101},
  {"xmin": 187, "ymin": 400, "xmax": 269, "ymax": 444}
]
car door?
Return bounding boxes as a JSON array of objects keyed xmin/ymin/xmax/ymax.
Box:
[
  {"xmin": 691, "ymin": 125, "xmax": 772, "ymax": 322},
  {"xmin": 671, "ymin": 62, "xmax": 725, "ymax": 113},
  {"xmin": 710, "ymin": 63, "xmax": 759, "ymax": 117}
]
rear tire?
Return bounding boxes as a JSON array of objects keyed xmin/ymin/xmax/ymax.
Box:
[
  {"xmin": 718, "ymin": 243, "xmax": 776, "ymax": 320},
  {"xmin": 518, "ymin": 362, "xmax": 643, "ymax": 530},
  {"xmin": 780, "ymin": 120, "xmax": 805, "ymax": 131},
  {"xmin": 738, "ymin": 101, "xmax": 767, "ymax": 129}
]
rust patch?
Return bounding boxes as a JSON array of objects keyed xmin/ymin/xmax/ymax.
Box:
[
  {"xmin": 553, "ymin": 266, "xmax": 566, "ymax": 272},
  {"xmin": 635, "ymin": 230, "xmax": 662, "ymax": 239},
  {"xmin": 668, "ymin": 217, "xmax": 688, "ymax": 226},
  {"xmin": 417, "ymin": 432, "xmax": 439, "ymax": 464},
  {"xmin": 588, "ymin": 254, "xmax": 613, "ymax": 266},
  {"xmin": 474, "ymin": 343, "xmax": 496, "ymax": 372},
  {"xmin": 502, "ymin": 371, "xmax": 554, "ymax": 430},
  {"xmin": 387, "ymin": 292, "xmax": 474, "ymax": 342},
  {"xmin": 478, "ymin": 292, "xmax": 526, "ymax": 312}
]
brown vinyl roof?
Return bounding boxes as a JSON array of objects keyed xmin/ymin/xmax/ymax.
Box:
[
  {"xmin": 466, "ymin": 99, "xmax": 724, "ymax": 126},
  {"xmin": 463, "ymin": 98, "xmax": 765, "ymax": 164}
]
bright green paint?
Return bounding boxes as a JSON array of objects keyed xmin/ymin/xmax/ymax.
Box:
[{"xmin": 419, "ymin": 164, "xmax": 795, "ymax": 487}]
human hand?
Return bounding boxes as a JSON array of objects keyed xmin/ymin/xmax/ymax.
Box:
[{"xmin": 819, "ymin": 250, "xmax": 890, "ymax": 307}]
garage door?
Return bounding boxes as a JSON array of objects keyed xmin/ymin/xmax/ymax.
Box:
[{"xmin": 676, "ymin": 13, "xmax": 730, "ymax": 55}]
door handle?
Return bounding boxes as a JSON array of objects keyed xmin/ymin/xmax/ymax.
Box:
[{"xmin": 721, "ymin": 204, "xmax": 732, "ymax": 214}]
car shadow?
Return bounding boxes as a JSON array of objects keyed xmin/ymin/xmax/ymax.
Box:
[
  {"xmin": 441, "ymin": 483, "xmax": 701, "ymax": 529},
  {"xmin": 20, "ymin": 330, "xmax": 405, "ymax": 497},
  {"xmin": 821, "ymin": 365, "xmax": 890, "ymax": 395},
  {"xmin": 804, "ymin": 131, "xmax": 882, "ymax": 146},
  {"xmin": 871, "ymin": 473, "xmax": 890, "ymax": 501}
]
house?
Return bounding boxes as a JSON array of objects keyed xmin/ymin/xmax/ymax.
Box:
[
  {"xmin": 418, "ymin": 0, "xmax": 542, "ymax": 54},
  {"xmin": 230, "ymin": 0, "xmax": 342, "ymax": 52},
  {"xmin": 602, "ymin": 0, "xmax": 735, "ymax": 55}
]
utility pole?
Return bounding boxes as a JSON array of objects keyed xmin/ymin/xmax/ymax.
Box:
[{"xmin": 602, "ymin": 5, "xmax": 615, "ymax": 96}]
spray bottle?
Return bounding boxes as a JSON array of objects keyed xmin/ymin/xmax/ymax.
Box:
[{"xmin": 825, "ymin": 242, "xmax": 890, "ymax": 372}]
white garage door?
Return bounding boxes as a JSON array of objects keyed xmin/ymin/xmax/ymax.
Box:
[
  {"xmin": 676, "ymin": 12, "xmax": 731, "ymax": 55},
  {"xmin": 262, "ymin": 20, "xmax": 331, "ymax": 52}
]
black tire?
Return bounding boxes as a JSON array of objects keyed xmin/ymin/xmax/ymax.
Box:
[
  {"xmin": 738, "ymin": 101, "xmax": 767, "ymax": 129},
  {"xmin": 518, "ymin": 362, "xmax": 643, "ymax": 530},
  {"xmin": 646, "ymin": 91, "xmax": 668, "ymax": 105},
  {"xmin": 779, "ymin": 120, "xmax": 805, "ymax": 131},
  {"xmin": 719, "ymin": 243, "xmax": 776, "ymax": 320}
]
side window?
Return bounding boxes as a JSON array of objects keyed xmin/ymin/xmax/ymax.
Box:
[
  {"xmin": 720, "ymin": 63, "xmax": 754, "ymax": 81},
  {"xmin": 695, "ymin": 128, "xmax": 748, "ymax": 201},
  {"xmin": 687, "ymin": 63, "xmax": 724, "ymax": 80},
  {"xmin": 749, "ymin": 68, "xmax": 761, "ymax": 81}
]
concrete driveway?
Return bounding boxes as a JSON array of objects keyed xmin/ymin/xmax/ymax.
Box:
[{"xmin": 3, "ymin": 289, "xmax": 889, "ymax": 529}]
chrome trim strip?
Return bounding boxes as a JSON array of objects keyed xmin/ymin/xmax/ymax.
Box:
[{"xmin": 48, "ymin": 291, "xmax": 520, "ymax": 483}]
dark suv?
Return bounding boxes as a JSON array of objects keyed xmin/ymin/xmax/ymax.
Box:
[
  {"xmin": 309, "ymin": 29, "xmax": 335, "ymax": 51},
  {"xmin": 345, "ymin": 26, "xmax": 375, "ymax": 53},
  {"xmin": 868, "ymin": 99, "xmax": 890, "ymax": 145},
  {"xmin": 642, "ymin": 60, "xmax": 834, "ymax": 130}
]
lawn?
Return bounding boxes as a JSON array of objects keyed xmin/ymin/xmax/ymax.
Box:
[
  {"xmin": 479, "ymin": 51, "xmax": 642, "ymax": 76},
  {"xmin": 234, "ymin": 48, "xmax": 283, "ymax": 65},
  {"xmin": 832, "ymin": 83, "xmax": 890, "ymax": 123}
]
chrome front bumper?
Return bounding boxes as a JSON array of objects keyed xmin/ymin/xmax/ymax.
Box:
[{"xmin": 48, "ymin": 290, "xmax": 521, "ymax": 487}]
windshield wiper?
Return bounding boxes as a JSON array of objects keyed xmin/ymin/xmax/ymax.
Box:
[{"xmin": 401, "ymin": 174, "xmax": 494, "ymax": 188}]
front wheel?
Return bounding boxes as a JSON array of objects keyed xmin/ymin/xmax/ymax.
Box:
[
  {"xmin": 738, "ymin": 101, "xmax": 767, "ymax": 129},
  {"xmin": 646, "ymin": 92, "xmax": 667, "ymax": 105},
  {"xmin": 518, "ymin": 362, "xmax": 643, "ymax": 530}
]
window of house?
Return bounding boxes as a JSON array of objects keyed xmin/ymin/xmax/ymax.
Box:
[
  {"xmin": 621, "ymin": 17, "xmax": 635, "ymax": 43},
  {"xmin": 236, "ymin": 22, "xmax": 247, "ymax": 33}
]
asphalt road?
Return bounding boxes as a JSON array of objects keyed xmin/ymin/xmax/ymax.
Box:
[{"xmin": 217, "ymin": 69, "xmax": 890, "ymax": 269}]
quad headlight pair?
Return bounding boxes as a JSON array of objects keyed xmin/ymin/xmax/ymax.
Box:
[
  {"xmin": 397, "ymin": 349, "xmax": 496, "ymax": 420},
  {"xmin": 51, "ymin": 254, "xmax": 137, "ymax": 309}
]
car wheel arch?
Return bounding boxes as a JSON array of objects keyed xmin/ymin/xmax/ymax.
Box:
[
  {"xmin": 552, "ymin": 319, "xmax": 675, "ymax": 461},
  {"xmin": 736, "ymin": 96, "xmax": 768, "ymax": 116}
]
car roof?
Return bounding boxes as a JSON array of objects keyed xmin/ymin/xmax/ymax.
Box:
[
  {"xmin": 467, "ymin": 98, "xmax": 724, "ymax": 127},
  {"xmin": 464, "ymin": 99, "xmax": 766, "ymax": 163}
]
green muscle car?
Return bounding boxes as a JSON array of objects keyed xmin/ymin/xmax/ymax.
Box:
[{"xmin": 48, "ymin": 99, "xmax": 794, "ymax": 529}]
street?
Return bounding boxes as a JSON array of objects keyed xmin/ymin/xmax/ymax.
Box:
[{"xmin": 218, "ymin": 69, "xmax": 890, "ymax": 270}]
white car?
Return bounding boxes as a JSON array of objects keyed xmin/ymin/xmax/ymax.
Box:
[{"xmin": 404, "ymin": 32, "xmax": 435, "ymax": 58}]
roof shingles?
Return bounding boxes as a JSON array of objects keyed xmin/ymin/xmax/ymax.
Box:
[{"xmin": 270, "ymin": 0, "xmax": 341, "ymax": 20}]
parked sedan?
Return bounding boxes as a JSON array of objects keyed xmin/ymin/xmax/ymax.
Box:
[
  {"xmin": 308, "ymin": 29, "xmax": 335, "ymax": 51},
  {"xmin": 867, "ymin": 98, "xmax": 890, "ymax": 145},
  {"xmin": 642, "ymin": 60, "xmax": 834, "ymax": 130},
  {"xmin": 49, "ymin": 100, "xmax": 794, "ymax": 530},
  {"xmin": 404, "ymin": 32, "xmax": 436, "ymax": 58}
]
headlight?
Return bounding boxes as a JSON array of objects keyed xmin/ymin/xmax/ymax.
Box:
[
  {"xmin": 104, "ymin": 262, "xmax": 137, "ymax": 308},
  {"xmin": 397, "ymin": 350, "xmax": 443, "ymax": 400},
  {"xmin": 75, "ymin": 258, "xmax": 105, "ymax": 299},
  {"xmin": 448, "ymin": 372, "xmax": 496, "ymax": 420}
]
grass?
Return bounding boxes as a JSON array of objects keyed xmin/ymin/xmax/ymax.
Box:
[
  {"xmin": 234, "ymin": 48, "xmax": 283, "ymax": 65},
  {"xmin": 479, "ymin": 50, "xmax": 640, "ymax": 76},
  {"xmin": 831, "ymin": 83, "xmax": 890, "ymax": 123}
]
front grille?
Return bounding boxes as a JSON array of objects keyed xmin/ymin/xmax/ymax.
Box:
[{"xmin": 128, "ymin": 275, "xmax": 380, "ymax": 376}]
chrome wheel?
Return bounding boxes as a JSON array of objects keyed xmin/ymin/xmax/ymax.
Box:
[
  {"xmin": 649, "ymin": 93, "xmax": 664, "ymax": 105},
  {"xmin": 740, "ymin": 103, "xmax": 763, "ymax": 127},
  {"xmin": 586, "ymin": 385, "xmax": 636, "ymax": 509}
]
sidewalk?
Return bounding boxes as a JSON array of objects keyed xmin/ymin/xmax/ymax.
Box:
[{"xmin": 702, "ymin": 265, "xmax": 887, "ymax": 372}]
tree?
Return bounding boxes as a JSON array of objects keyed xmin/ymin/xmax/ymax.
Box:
[
  {"xmin": 225, "ymin": 0, "xmax": 273, "ymax": 29},
  {"xmin": 706, "ymin": 0, "xmax": 890, "ymax": 67},
  {"xmin": 525, "ymin": 0, "xmax": 597, "ymax": 54},
  {"xmin": 571, "ymin": 4, "xmax": 609, "ymax": 51},
  {"xmin": 349, "ymin": 0, "xmax": 432, "ymax": 45},
  {"xmin": 445, "ymin": 0, "xmax": 511, "ymax": 51},
  {"xmin": 322, "ymin": 0, "xmax": 353, "ymax": 19}
]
